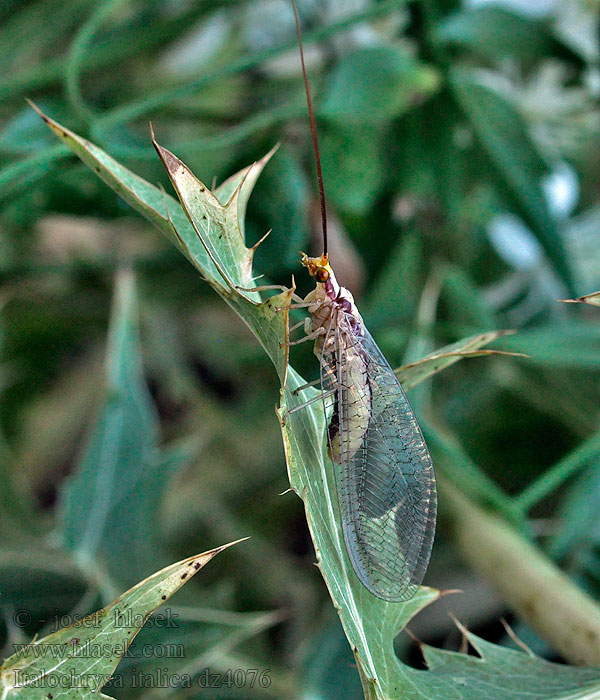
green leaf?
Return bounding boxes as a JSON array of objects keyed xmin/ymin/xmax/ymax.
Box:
[
  {"xmin": 57, "ymin": 270, "xmax": 196, "ymax": 589},
  {"xmin": 102, "ymin": 441, "xmax": 195, "ymax": 589},
  {"xmin": 59, "ymin": 271, "xmax": 159, "ymax": 577},
  {"xmin": 0, "ymin": 102, "xmax": 69, "ymax": 156},
  {"xmin": 317, "ymin": 46, "xmax": 438, "ymax": 216},
  {"xmin": 0, "ymin": 0, "xmax": 94, "ymax": 76},
  {"xmin": 550, "ymin": 451, "xmax": 600, "ymax": 572},
  {"xmin": 495, "ymin": 322, "xmax": 600, "ymax": 369},
  {"xmin": 365, "ymin": 231, "xmax": 423, "ymax": 328},
  {"xmin": 0, "ymin": 543, "xmax": 241, "ymax": 699},
  {"xmin": 395, "ymin": 330, "xmax": 522, "ymax": 391},
  {"xmin": 38, "ymin": 111, "xmax": 600, "ymax": 699},
  {"xmin": 417, "ymin": 627, "xmax": 600, "ymax": 698},
  {"xmin": 320, "ymin": 46, "xmax": 440, "ymax": 125},
  {"xmin": 250, "ymin": 146, "xmax": 310, "ymax": 270},
  {"xmin": 449, "ymin": 69, "xmax": 575, "ymax": 294},
  {"xmin": 151, "ymin": 133, "xmax": 264, "ymax": 294},
  {"xmin": 150, "ymin": 135, "xmax": 292, "ymax": 382},
  {"xmin": 26, "ymin": 101, "xmax": 225, "ymax": 286},
  {"xmin": 213, "ymin": 143, "xmax": 279, "ymax": 234},
  {"xmin": 516, "ymin": 429, "xmax": 600, "ymax": 514},
  {"xmin": 440, "ymin": 264, "xmax": 497, "ymax": 329},
  {"xmin": 433, "ymin": 6, "xmax": 583, "ymax": 64},
  {"xmin": 279, "ymin": 367, "xmax": 442, "ymax": 698},
  {"xmin": 113, "ymin": 607, "xmax": 283, "ymax": 692},
  {"xmin": 0, "ymin": 143, "xmax": 70, "ymax": 205},
  {"xmin": 0, "ymin": 547, "xmax": 89, "ymax": 628},
  {"xmin": 422, "ymin": 419, "xmax": 521, "ymax": 524},
  {"xmin": 320, "ymin": 123, "xmax": 384, "ymax": 215},
  {"xmin": 302, "ymin": 616, "xmax": 364, "ymax": 700}
]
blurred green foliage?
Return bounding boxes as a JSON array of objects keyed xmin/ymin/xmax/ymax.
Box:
[{"xmin": 1, "ymin": 0, "xmax": 600, "ymax": 697}]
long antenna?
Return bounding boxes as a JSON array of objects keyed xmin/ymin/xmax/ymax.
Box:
[{"xmin": 291, "ymin": 0, "xmax": 328, "ymax": 257}]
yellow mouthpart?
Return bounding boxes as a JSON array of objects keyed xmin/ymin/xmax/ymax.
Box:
[{"xmin": 300, "ymin": 252, "xmax": 330, "ymax": 277}]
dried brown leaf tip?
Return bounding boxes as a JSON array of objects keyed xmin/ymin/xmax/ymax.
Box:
[{"xmin": 558, "ymin": 291, "xmax": 600, "ymax": 307}]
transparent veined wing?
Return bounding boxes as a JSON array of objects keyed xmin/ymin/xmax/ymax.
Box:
[{"xmin": 319, "ymin": 312, "xmax": 437, "ymax": 601}]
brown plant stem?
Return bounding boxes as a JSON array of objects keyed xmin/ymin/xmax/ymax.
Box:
[{"xmin": 440, "ymin": 475, "xmax": 600, "ymax": 667}]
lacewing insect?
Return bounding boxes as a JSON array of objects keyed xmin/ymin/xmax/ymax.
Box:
[{"xmin": 256, "ymin": 2, "xmax": 437, "ymax": 601}]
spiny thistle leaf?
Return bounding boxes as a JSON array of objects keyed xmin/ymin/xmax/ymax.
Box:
[
  {"xmin": 395, "ymin": 330, "xmax": 525, "ymax": 391},
  {"xmin": 0, "ymin": 542, "xmax": 244, "ymax": 699},
  {"xmin": 36, "ymin": 107, "xmax": 600, "ymax": 700}
]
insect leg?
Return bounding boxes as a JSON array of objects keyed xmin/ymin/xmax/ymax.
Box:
[
  {"xmin": 292, "ymin": 378, "xmax": 321, "ymax": 395},
  {"xmin": 274, "ymin": 302, "xmax": 313, "ymax": 312},
  {"xmin": 281, "ymin": 389, "xmax": 335, "ymax": 425},
  {"xmin": 236, "ymin": 283, "xmax": 286, "ymax": 292},
  {"xmin": 287, "ymin": 389, "xmax": 334, "ymax": 413},
  {"xmin": 288, "ymin": 318, "xmax": 312, "ymax": 341},
  {"xmin": 236, "ymin": 284, "xmax": 304, "ymax": 304},
  {"xmin": 289, "ymin": 319, "xmax": 306, "ymax": 333},
  {"xmin": 280, "ymin": 326, "xmax": 325, "ymax": 347}
]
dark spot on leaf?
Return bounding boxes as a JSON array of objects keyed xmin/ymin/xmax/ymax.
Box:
[
  {"xmin": 161, "ymin": 595, "xmax": 166, "ymax": 600},
  {"xmin": 194, "ymin": 562, "xmax": 201, "ymax": 570},
  {"xmin": 181, "ymin": 572, "xmax": 188, "ymax": 580},
  {"xmin": 159, "ymin": 148, "xmax": 182, "ymax": 172}
]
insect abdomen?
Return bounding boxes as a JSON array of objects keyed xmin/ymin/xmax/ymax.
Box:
[
  {"xmin": 310, "ymin": 303, "xmax": 371, "ymax": 464},
  {"xmin": 327, "ymin": 344, "xmax": 370, "ymax": 463}
]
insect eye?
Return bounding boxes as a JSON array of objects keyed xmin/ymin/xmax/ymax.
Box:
[{"xmin": 315, "ymin": 268, "xmax": 329, "ymax": 283}]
